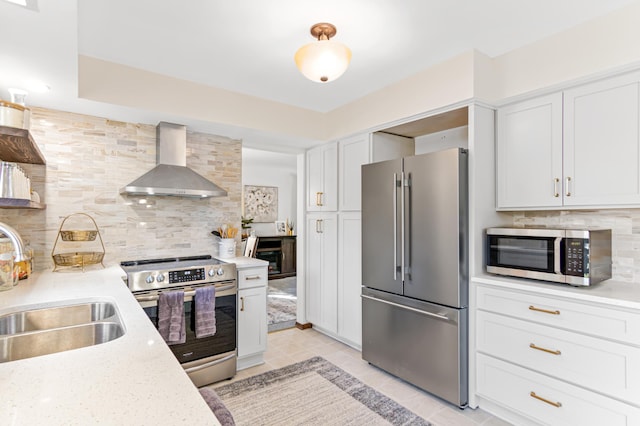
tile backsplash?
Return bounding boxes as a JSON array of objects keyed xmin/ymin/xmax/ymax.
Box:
[
  {"xmin": 513, "ymin": 209, "xmax": 640, "ymax": 283},
  {"xmin": 0, "ymin": 107, "xmax": 242, "ymax": 271}
]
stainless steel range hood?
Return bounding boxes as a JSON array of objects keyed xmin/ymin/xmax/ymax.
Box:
[{"xmin": 120, "ymin": 122, "xmax": 227, "ymax": 198}]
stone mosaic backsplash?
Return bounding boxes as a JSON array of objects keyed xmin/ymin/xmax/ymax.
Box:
[
  {"xmin": 512, "ymin": 209, "xmax": 640, "ymax": 283},
  {"xmin": 0, "ymin": 107, "xmax": 242, "ymax": 271}
]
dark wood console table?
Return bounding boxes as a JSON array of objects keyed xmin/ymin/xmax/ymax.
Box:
[{"xmin": 255, "ymin": 235, "xmax": 296, "ymax": 279}]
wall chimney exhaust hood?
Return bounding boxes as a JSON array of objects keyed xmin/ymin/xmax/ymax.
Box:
[{"xmin": 120, "ymin": 122, "xmax": 227, "ymax": 198}]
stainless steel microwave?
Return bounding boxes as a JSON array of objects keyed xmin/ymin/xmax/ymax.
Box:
[{"xmin": 486, "ymin": 227, "xmax": 612, "ymax": 286}]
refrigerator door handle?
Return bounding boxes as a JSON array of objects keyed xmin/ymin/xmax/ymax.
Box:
[
  {"xmin": 401, "ymin": 171, "xmax": 406, "ymax": 279},
  {"xmin": 361, "ymin": 294, "xmax": 451, "ymax": 322},
  {"xmin": 393, "ymin": 173, "xmax": 398, "ymax": 280}
]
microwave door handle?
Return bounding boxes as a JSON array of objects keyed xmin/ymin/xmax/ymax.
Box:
[{"xmin": 554, "ymin": 237, "xmax": 562, "ymax": 275}]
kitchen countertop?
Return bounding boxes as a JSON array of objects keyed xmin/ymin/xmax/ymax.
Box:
[
  {"xmin": 473, "ymin": 273, "xmax": 640, "ymax": 311},
  {"xmin": 220, "ymin": 256, "xmax": 268, "ymax": 269},
  {"xmin": 0, "ymin": 265, "xmax": 220, "ymax": 425}
]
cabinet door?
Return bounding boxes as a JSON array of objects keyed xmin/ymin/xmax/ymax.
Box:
[
  {"xmin": 338, "ymin": 212, "xmax": 362, "ymax": 346},
  {"xmin": 305, "ymin": 214, "xmax": 338, "ymax": 333},
  {"xmin": 339, "ymin": 134, "xmax": 370, "ymax": 211},
  {"xmin": 238, "ymin": 286, "xmax": 267, "ymax": 358},
  {"xmin": 496, "ymin": 93, "xmax": 563, "ymax": 209},
  {"xmin": 306, "ymin": 142, "xmax": 338, "ymax": 211},
  {"xmin": 307, "ymin": 146, "xmax": 324, "ymax": 211},
  {"xmin": 564, "ymin": 71, "xmax": 640, "ymax": 207}
]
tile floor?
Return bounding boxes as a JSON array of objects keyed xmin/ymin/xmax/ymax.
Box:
[{"xmin": 230, "ymin": 327, "xmax": 512, "ymax": 426}]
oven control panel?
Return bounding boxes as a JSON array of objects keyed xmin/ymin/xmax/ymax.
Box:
[
  {"xmin": 168, "ymin": 267, "xmax": 205, "ymax": 284},
  {"xmin": 123, "ymin": 260, "xmax": 237, "ymax": 293}
]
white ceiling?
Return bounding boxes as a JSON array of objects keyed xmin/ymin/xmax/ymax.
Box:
[{"xmin": 0, "ymin": 0, "xmax": 637, "ymax": 151}]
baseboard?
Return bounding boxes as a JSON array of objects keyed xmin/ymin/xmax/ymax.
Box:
[{"xmin": 295, "ymin": 322, "xmax": 312, "ymax": 330}]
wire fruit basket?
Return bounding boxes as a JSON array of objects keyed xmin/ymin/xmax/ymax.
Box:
[{"xmin": 52, "ymin": 213, "xmax": 105, "ymax": 272}]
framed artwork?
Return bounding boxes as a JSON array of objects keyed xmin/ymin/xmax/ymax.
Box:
[
  {"xmin": 244, "ymin": 185, "xmax": 278, "ymax": 222},
  {"xmin": 275, "ymin": 220, "xmax": 286, "ymax": 233}
]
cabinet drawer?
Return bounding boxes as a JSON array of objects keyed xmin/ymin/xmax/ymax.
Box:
[
  {"xmin": 477, "ymin": 354, "xmax": 640, "ymax": 426},
  {"xmin": 477, "ymin": 311, "xmax": 640, "ymax": 405},
  {"xmin": 238, "ymin": 267, "xmax": 267, "ymax": 289},
  {"xmin": 476, "ymin": 285, "xmax": 640, "ymax": 345}
]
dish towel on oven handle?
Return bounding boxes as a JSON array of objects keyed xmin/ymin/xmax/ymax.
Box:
[
  {"xmin": 195, "ymin": 286, "xmax": 216, "ymax": 338},
  {"xmin": 157, "ymin": 290, "xmax": 186, "ymax": 345}
]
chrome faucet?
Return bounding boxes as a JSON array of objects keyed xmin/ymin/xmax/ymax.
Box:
[{"xmin": 0, "ymin": 222, "xmax": 27, "ymax": 261}]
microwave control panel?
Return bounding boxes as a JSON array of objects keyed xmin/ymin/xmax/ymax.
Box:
[{"xmin": 564, "ymin": 238, "xmax": 588, "ymax": 277}]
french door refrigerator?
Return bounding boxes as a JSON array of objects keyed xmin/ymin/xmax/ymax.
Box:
[{"xmin": 361, "ymin": 148, "xmax": 468, "ymax": 407}]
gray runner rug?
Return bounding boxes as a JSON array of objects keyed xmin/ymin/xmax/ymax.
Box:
[{"xmin": 210, "ymin": 356, "xmax": 430, "ymax": 426}]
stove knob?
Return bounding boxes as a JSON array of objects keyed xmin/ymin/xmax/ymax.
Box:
[
  {"xmin": 216, "ymin": 268, "xmax": 224, "ymax": 276},
  {"xmin": 145, "ymin": 275, "xmax": 155, "ymax": 284},
  {"xmin": 156, "ymin": 274, "xmax": 165, "ymax": 283},
  {"xmin": 208, "ymin": 269, "xmax": 216, "ymax": 277}
]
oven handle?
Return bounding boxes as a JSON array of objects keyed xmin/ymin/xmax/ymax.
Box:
[
  {"xmin": 183, "ymin": 353, "xmax": 236, "ymax": 374},
  {"xmin": 134, "ymin": 283, "xmax": 236, "ymax": 302}
]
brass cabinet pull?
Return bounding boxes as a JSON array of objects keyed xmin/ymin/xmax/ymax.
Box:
[
  {"xmin": 316, "ymin": 192, "xmax": 324, "ymax": 206},
  {"xmin": 240, "ymin": 296, "xmax": 245, "ymax": 312},
  {"xmin": 553, "ymin": 178, "xmax": 560, "ymax": 197},
  {"xmin": 530, "ymin": 391, "xmax": 562, "ymax": 408},
  {"xmin": 530, "ymin": 343, "xmax": 561, "ymax": 355},
  {"xmin": 529, "ymin": 305, "xmax": 560, "ymax": 315},
  {"xmin": 245, "ymin": 275, "xmax": 261, "ymax": 280},
  {"xmin": 565, "ymin": 176, "xmax": 572, "ymax": 197}
]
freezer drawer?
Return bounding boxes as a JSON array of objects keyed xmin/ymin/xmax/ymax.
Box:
[{"xmin": 361, "ymin": 288, "xmax": 468, "ymax": 407}]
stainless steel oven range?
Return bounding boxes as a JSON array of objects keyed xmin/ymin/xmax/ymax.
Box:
[{"xmin": 121, "ymin": 255, "xmax": 237, "ymax": 387}]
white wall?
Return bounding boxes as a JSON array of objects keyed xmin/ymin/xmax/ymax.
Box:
[{"xmin": 242, "ymin": 148, "xmax": 297, "ymax": 236}]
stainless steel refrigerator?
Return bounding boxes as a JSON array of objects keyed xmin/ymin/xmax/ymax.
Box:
[{"xmin": 361, "ymin": 148, "xmax": 468, "ymax": 407}]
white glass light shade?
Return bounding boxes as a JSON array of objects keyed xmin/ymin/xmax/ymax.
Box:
[{"xmin": 294, "ymin": 39, "xmax": 352, "ymax": 83}]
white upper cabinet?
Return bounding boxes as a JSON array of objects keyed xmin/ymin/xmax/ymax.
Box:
[
  {"xmin": 306, "ymin": 142, "xmax": 338, "ymax": 211},
  {"xmin": 339, "ymin": 132, "xmax": 414, "ymax": 211},
  {"xmin": 497, "ymin": 70, "xmax": 640, "ymax": 210},
  {"xmin": 497, "ymin": 93, "xmax": 563, "ymax": 209},
  {"xmin": 563, "ymin": 71, "xmax": 640, "ymax": 207},
  {"xmin": 339, "ymin": 134, "xmax": 371, "ymax": 211}
]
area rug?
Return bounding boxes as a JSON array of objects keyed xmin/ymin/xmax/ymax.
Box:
[
  {"xmin": 210, "ymin": 356, "xmax": 430, "ymax": 426},
  {"xmin": 267, "ymin": 294, "xmax": 297, "ymax": 332}
]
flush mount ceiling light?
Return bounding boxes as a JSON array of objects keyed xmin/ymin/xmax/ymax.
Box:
[
  {"xmin": 2, "ymin": 0, "xmax": 38, "ymax": 10},
  {"xmin": 294, "ymin": 23, "xmax": 352, "ymax": 83}
]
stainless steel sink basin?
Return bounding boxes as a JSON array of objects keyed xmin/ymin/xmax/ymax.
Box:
[
  {"xmin": 0, "ymin": 322, "xmax": 125, "ymax": 363},
  {"xmin": 0, "ymin": 300, "xmax": 125, "ymax": 363},
  {"xmin": 0, "ymin": 302, "xmax": 117, "ymax": 335}
]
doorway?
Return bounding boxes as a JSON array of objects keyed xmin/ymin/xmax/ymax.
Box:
[{"xmin": 267, "ymin": 276, "xmax": 297, "ymax": 332}]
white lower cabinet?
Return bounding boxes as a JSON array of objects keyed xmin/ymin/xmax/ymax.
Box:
[
  {"xmin": 306, "ymin": 213, "xmax": 338, "ymax": 334},
  {"xmin": 237, "ymin": 264, "xmax": 268, "ymax": 370},
  {"xmin": 475, "ymin": 283, "xmax": 640, "ymax": 425},
  {"xmin": 306, "ymin": 212, "xmax": 363, "ymax": 348},
  {"xmin": 477, "ymin": 354, "xmax": 640, "ymax": 426},
  {"xmin": 337, "ymin": 212, "xmax": 362, "ymax": 346}
]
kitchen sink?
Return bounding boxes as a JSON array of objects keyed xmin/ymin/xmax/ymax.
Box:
[
  {"xmin": 0, "ymin": 322, "xmax": 125, "ymax": 363},
  {"xmin": 0, "ymin": 301, "xmax": 117, "ymax": 335},
  {"xmin": 0, "ymin": 300, "xmax": 125, "ymax": 363}
]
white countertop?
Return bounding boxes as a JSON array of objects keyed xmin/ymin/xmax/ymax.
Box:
[
  {"xmin": 221, "ymin": 256, "xmax": 268, "ymax": 270},
  {"xmin": 0, "ymin": 266, "xmax": 220, "ymax": 425},
  {"xmin": 473, "ymin": 273, "xmax": 640, "ymax": 311}
]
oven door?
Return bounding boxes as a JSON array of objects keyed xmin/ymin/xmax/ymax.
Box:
[
  {"xmin": 486, "ymin": 229, "xmax": 565, "ymax": 283},
  {"xmin": 137, "ymin": 282, "xmax": 237, "ymax": 364}
]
